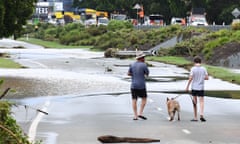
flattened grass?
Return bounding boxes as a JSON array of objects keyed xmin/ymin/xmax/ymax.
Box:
[{"xmin": 147, "ymin": 56, "xmax": 240, "ymax": 85}]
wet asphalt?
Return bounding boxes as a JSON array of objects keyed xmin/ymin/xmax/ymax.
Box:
[{"xmin": 0, "ymin": 39, "xmax": 240, "ymax": 144}]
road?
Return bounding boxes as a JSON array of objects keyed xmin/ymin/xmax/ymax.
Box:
[{"xmin": 0, "ymin": 39, "xmax": 240, "ymax": 144}]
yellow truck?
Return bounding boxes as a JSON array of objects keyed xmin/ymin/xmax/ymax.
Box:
[{"xmin": 54, "ymin": 11, "xmax": 80, "ymax": 21}]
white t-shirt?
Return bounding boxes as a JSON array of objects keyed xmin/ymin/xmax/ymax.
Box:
[{"xmin": 190, "ymin": 65, "xmax": 208, "ymax": 90}]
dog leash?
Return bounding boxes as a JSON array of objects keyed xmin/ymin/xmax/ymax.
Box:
[
  {"xmin": 188, "ymin": 93, "xmax": 196, "ymax": 106},
  {"xmin": 173, "ymin": 93, "xmax": 196, "ymax": 106},
  {"xmin": 173, "ymin": 94, "xmax": 181, "ymax": 99}
]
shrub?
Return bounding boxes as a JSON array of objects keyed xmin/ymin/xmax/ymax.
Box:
[
  {"xmin": 107, "ymin": 20, "xmax": 133, "ymax": 31},
  {"xmin": 64, "ymin": 23, "xmax": 85, "ymax": 32},
  {"xmin": 86, "ymin": 26, "xmax": 107, "ymax": 36},
  {"xmin": 231, "ymin": 20, "xmax": 240, "ymax": 30},
  {"xmin": 104, "ymin": 48, "xmax": 117, "ymax": 57},
  {"xmin": 0, "ymin": 101, "xmax": 31, "ymax": 144},
  {"xmin": 203, "ymin": 36, "xmax": 230, "ymax": 59}
]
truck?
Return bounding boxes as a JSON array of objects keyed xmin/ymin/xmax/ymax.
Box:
[{"xmin": 188, "ymin": 8, "xmax": 208, "ymax": 26}]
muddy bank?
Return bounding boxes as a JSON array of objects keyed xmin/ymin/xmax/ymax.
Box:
[{"xmin": 207, "ymin": 42, "xmax": 240, "ymax": 68}]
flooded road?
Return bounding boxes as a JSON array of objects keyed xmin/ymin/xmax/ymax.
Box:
[{"xmin": 1, "ymin": 39, "xmax": 240, "ymax": 144}]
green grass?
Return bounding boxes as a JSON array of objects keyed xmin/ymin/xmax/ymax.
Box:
[
  {"xmin": 147, "ymin": 56, "xmax": 240, "ymax": 85},
  {"xmin": 18, "ymin": 38, "xmax": 92, "ymax": 49},
  {"xmin": 147, "ymin": 56, "xmax": 192, "ymax": 66},
  {"xmin": 205, "ymin": 65, "xmax": 240, "ymax": 84},
  {"xmin": 0, "ymin": 58, "xmax": 23, "ymax": 68}
]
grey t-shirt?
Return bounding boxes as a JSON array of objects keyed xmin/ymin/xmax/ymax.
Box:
[
  {"xmin": 128, "ymin": 61, "xmax": 149, "ymax": 89},
  {"xmin": 190, "ymin": 65, "xmax": 208, "ymax": 90}
]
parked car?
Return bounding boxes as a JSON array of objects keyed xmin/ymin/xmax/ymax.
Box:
[
  {"xmin": 84, "ymin": 18, "xmax": 97, "ymax": 26},
  {"xmin": 171, "ymin": 17, "xmax": 186, "ymax": 25},
  {"xmin": 189, "ymin": 15, "xmax": 208, "ymax": 26},
  {"xmin": 148, "ymin": 14, "xmax": 164, "ymax": 26},
  {"xmin": 97, "ymin": 17, "xmax": 109, "ymax": 26}
]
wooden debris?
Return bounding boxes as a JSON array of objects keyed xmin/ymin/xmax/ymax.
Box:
[{"xmin": 98, "ymin": 135, "xmax": 160, "ymax": 143}]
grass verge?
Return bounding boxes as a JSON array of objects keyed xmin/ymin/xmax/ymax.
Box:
[
  {"xmin": 18, "ymin": 38, "xmax": 92, "ymax": 49},
  {"xmin": 147, "ymin": 56, "xmax": 240, "ymax": 85},
  {"xmin": 0, "ymin": 58, "xmax": 23, "ymax": 68}
]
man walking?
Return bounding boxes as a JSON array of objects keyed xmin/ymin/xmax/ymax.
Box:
[
  {"xmin": 128, "ymin": 52, "xmax": 149, "ymax": 120},
  {"xmin": 186, "ymin": 56, "xmax": 209, "ymax": 122}
]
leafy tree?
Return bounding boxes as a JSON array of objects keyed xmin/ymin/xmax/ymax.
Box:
[
  {"xmin": 73, "ymin": 0, "xmax": 239, "ymax": 24},
  {"xmin": 205, "ymin": 0, "xmax": 240, "ymax": 24},
  {"xmin": 0, "ymin": 0, "xmax": 37, "ymax": 39}
]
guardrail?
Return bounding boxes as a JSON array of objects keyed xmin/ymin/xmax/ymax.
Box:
[
  {"xmin": 115, "ymin": 50, "xmax": 152, "ymax": 58},
  {"xmin": 134, "ymin": 25, "xmax": 231, "ymax": 31}
]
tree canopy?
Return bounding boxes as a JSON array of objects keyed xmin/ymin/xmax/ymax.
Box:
[
  {"xmin": 73, "ymin": 0, "xmax": 240, "ymax": 24},
  {"xmin": 0, "ymin": 0, "xmax": 37, "ymax": 39}
]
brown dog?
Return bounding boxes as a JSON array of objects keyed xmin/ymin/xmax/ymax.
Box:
[{"xmin": 167, "ymin": 97, "xmax": 180, "ymax": 121}]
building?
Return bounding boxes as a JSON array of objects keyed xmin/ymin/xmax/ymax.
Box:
[{"xmin": 34, "ymin": 0, "xmax": 73, "ymax": 21}]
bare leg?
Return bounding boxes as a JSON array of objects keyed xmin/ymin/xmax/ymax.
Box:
[
  {"xmin": 132, "ymin": 99, "xmax": 138, "ymax": 119},
  {"xmin": 199, "ymin": 96, "xmax": 204, "ymax": 116},
  {"xmin": 193, "ymin": 96, "xmax": 198, "ymax": 120},
  {"xmin": 139, "ymin": 97, "xmax": 147, "ymax": 116},
  {"xmin": 199, "ymin": 96, "xmax": 206, "ymax": 121}
]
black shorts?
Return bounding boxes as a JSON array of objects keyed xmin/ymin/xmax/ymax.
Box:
[
  {"xmin": 131, "ymin": 88, "xmax": 147, "ymax": 99},
  {"xmin": 192, "ymin": 90, "xmax": 204, "ymax": 97}
]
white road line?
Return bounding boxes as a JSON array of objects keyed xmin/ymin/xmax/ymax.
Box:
[
  {"xmin": 28, "ymin": 101, "xmax": 50, "ymax": 142},
  {"xmin": 22, "ymin": 59, "xmax": 48, "ymax": 68},
  {"xmin": 157, "ymin": 107, "xmax": 162, "ymax": 111},
  {"xmin": 182, "ymin": 129, "xmax": 191, "ymax": 134},
  {"xmin": 148, "ymin": 98, "xmax": 153, "ymax": 103}
]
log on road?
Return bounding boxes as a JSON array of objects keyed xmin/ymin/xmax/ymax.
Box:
[{"xmin": 98, "ymin": 135, "xmax": 160, "ymax": 143}]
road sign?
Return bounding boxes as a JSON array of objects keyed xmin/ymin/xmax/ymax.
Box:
[
  {"xmin": 133, "ymin": 3, "xmax": 141, "ymax": 9},
  {"xmin": 232, "ymin": 8, "xmax": 240, "ymax": 18}
]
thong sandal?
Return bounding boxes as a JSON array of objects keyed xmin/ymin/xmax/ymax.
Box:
[
  {"xmin": 200, "ymin": 117, "xmax": 206, "ymax": 122},
  {"xmin": 138, "ymin": 115, "xmax": 147, "ymax": 120}
]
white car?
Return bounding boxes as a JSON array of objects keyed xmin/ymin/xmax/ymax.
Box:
[
  {"xmin": 97, "ymin": 17, "xmax": 109, "ymax": 26},
  {"xmin": 171, "ymin": 17, "xmax": 185, "ymax": 25},
  {"xmin": 84, "ymin": 19, "xmax": 97, "ymax": 26},
  {"xmin": 189, "ymin": 16, "xmax": 208, "ymax": 26}
]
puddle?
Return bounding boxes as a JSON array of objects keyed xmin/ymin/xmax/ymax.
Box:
[{"xmin": 123, "ymin": 76, "xmax": 188, "ymax": 83}]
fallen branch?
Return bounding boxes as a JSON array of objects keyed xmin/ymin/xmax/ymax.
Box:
[
  {"xmin": 20, "ymin": 104, "xmax": 48, "ymax": 115},
  {"xmin": 98, "ymin": 135, "xmax": 160, "ymax": 143},
  {"xmin": 0, "ymin": 88, "xmax": 11, "ymax": 99}
]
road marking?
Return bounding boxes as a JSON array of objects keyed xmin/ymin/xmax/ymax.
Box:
[
  {"xmin": 28, "ymin": 101, "xmax": 50, "ymax": 142},
  {"xmin": 148, "ymin": 98, "xmax": 153, "ymax": 103},
  {"xmin": 182, "ymin": 129, "xmax": 191, "ymax": 134},
  {"xmin": 157, "ymin": 107, "xmax": 162, "ymax": 111},
  {"xmin": 25, "ymin": 59, "xmax": 48, "ymax": 68}
]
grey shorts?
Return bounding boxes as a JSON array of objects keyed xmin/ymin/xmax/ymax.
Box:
[{"xmin": 131, "ymin": 88, "xmax": 147, "ymax": 99}]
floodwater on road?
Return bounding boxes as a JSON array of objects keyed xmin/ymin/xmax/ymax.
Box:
[
  {"xmin": 1, "ymin": 56, "xmax": 240, "ymax": 100},
  {"xmin": 0, "ymin": 40, "xmax": 240, "ymax": 144}
]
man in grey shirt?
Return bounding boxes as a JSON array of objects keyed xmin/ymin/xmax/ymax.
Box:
[
  {"xmin": 128, "ymin": 52, "xmax": 149, "ymax": 120},
  {"xmin": 186, "ymin": 56, "xmax": 209, "ymax": 122}
]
